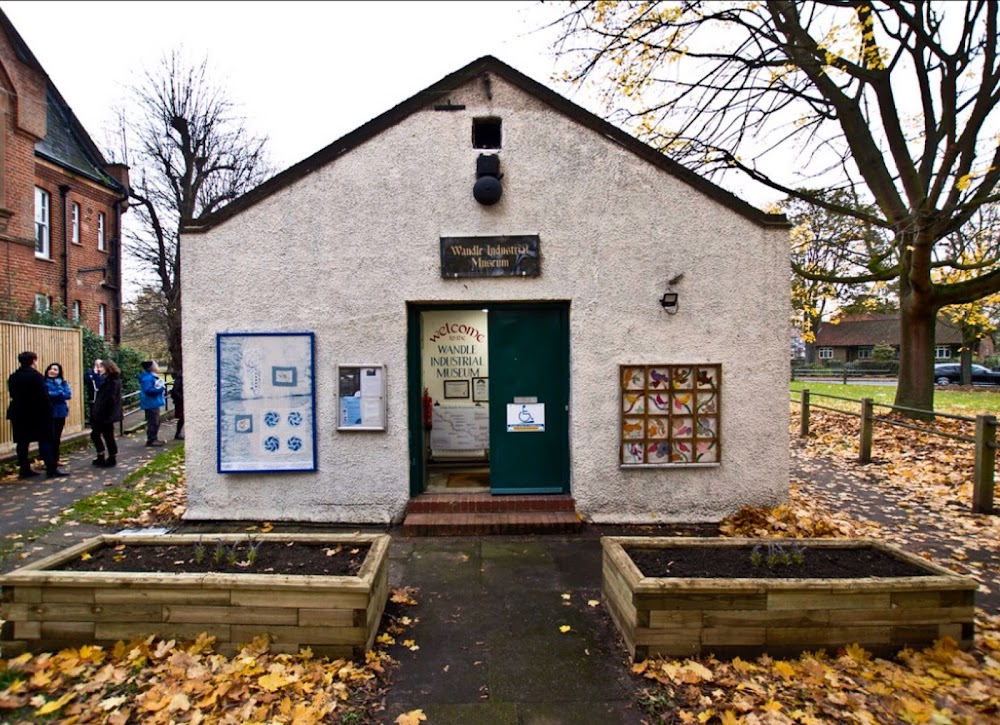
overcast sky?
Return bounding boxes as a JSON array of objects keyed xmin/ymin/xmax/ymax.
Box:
[{"xmin": 3, "ymin": 1, "xmax": 579, "ymax": 171}]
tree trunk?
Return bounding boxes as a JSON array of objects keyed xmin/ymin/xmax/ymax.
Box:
[
  {"xmin": 960, "ymin": 341, "xmax": 974, "ymax": 386},
  {"xmin": 894, "ymin": 295, "xmax": 937, "ymax": 417}
]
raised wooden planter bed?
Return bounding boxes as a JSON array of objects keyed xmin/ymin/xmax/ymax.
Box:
[
  {"xmin": 0, "ymin": 533, "xmax": 390, "ymax": 659},
  {"xmin": 602, "ymin": 537, "xmax": 977, "ymax": 661}
]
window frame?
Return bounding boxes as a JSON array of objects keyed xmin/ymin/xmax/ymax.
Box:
[
  {"xmin": 70, "ymin": 202, "xmax": 80, "ymax": 245},
  {"xmin": 34, "ymin": 293, "xmax": 50, "ymax": 313},
  {"xmin": 72, "ymin": 300, "xmax": 81, "ymax": 323},
  {"xmin": 97, "ymin": 211, "xmax": 106, "ymax": 251},
  {"xmin": 817, "ymin": 347, "xmax": 834, "ymax": 360},
  {"xmin": 34, "ymin": 187, "xmax": 50, "ymax": 258},
  {"xmin": 934, "ymin": 345, "xmax": 952, "ymax": 360},
  {"xmin": 98, "ymin": 303, "xmax": 106, "ymax": 337},
  {"xmin": 856, "ymin": 347, "xmax": 872, "ymax": 359}
]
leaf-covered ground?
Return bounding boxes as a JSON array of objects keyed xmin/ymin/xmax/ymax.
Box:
[
  {"xmin": 4, "ymin": 408, "xmax": 1000, "ymax": 723},
  {"xmin": 634, "ymin": 407, "xmax": 1000, "ymax": 724}
]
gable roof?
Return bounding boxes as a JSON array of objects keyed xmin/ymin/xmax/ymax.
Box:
[
  {"xmin": 815, "ymin": 314, "xmax": 963, "ymax": 346},
  {"xmin": 0, "ymin": 9, "xmax": 125, "ymax": 193},
  {"xmin": 183, "ymin": 55, "xmax": 788, "ymax": 234}
]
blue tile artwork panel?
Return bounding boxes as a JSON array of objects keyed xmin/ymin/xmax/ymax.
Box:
[{"xmin": 217, "ymin": 332, "xmax": 316, "ymax": 472}]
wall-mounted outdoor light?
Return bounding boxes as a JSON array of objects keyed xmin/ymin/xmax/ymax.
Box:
[
  {"xmin": 473, "ymin": 153, "xmax": 502, "ymax": 205},
  {"xmin": 660, "ymin": 273, "xmax": 684, "ymax": 314}
]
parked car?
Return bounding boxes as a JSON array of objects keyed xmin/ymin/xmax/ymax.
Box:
[{"xmin": 933, "ymin": 363, "xmax": 1000, "ymax": 386}]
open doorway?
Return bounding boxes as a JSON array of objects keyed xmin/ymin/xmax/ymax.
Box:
[{"xmin": 407, "ymin": 302, "xmax": 570, "ymax": 497}]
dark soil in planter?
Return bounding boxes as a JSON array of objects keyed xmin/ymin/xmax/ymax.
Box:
[
  {"xmin": 58, "ymin": 541, "xmax": 370, "ymax": 576},
  {"xmin": 625, "ymin": 545, "xmax": 933, "ymax": 579}
]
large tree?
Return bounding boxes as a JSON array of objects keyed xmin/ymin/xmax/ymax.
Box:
[
  {"xmin": 111, "ymin": 51, "xmax": 270, "ymax": 372},
  {"xmin": 552, "ymin": 1, "xmax": 1000, "ymax": 412}
]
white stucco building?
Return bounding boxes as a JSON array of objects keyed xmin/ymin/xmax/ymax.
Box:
[{"xmin": 180, "ymin": 56, "xmax": 790, "ymax": 526}]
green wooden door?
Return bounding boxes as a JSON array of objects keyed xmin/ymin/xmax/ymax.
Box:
[{"xmin": 488, "ymin": 305, "xmax": 570, "ymax": 494}]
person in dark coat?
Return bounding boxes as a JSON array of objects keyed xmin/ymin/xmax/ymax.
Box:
[
  {"xmin": 170, "ymin": 372, "xmax": 184, "ymax": 440},
  {"xmin": 83, "ymin": 359, "xmax": 104, "ymax": 425},
  {"xmin": 90, "ymin": 359, "xmax": 123, "ymax": 468},
  {"xmin": 6, "ymin": 351, "xmax": 66, "ymax": 479},
  {"xmin": 44, "ymin": 362, "xmax": 72, "ymax": 466}
]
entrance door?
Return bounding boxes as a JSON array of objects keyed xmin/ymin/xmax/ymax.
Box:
[{"xmin": 488, "ymin": 305, "xmax": 570, "ymax": 494}]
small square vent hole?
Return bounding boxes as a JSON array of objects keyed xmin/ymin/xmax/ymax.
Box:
[{"xmin": 473, "ymin": 118, "xmax": 502, "ymax": 149}]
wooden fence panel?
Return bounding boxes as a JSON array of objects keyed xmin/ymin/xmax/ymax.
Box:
[{"xmin": 0, "ymin": 322, "xmax": 83, "ymax": 455}]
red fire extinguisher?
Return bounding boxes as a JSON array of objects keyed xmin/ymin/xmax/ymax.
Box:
[{"xmin": 422, "ymin": 387, "xmax": 433, "ymax": 430}]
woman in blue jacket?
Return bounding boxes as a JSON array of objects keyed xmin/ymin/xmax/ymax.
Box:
[{"xmin": 44, "ymin": 362, "xmax": 72, "ymax": 466}]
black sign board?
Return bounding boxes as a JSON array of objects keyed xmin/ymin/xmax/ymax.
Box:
[{"xmin": 440, "ymin": 235, "xmax": 540, "ymax": 278}]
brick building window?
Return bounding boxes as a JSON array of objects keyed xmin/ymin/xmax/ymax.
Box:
[
  {"xmin": 72, "ymin": 300, "xmax": 81, "ymax": 323},
  {"xmin": 935, "ymin": 345, "xmax": 951, "ymax": 359},
  {"xmin": 34, "ymin": 187, "xmax": 49, "ymax": 258},
  {"xmin": 98, "ymin": 303, "xmax": 106, "ymax": 337},
  {"xmin": 818, "ymin": 347, "xmax": 833, "ymax": 360},
  {"xmin": 97, "ymin": 211, "xmax": 106, "ymax": 251},
  {"xmin": 34, "ymin": 293, "xmax": 50, "ymax": 313},
  {"xmin": 71, "ymin": 202, "xmax": 80, "ymax": 244}
]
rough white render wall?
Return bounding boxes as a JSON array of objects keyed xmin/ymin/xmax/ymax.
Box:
[{"xmin": 181, "ymin": 73, "xmax": 789, "ymax": 524}]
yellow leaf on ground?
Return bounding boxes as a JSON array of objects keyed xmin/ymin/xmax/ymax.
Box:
[
  {"xmin": 396, "ymin": 709, "xmax": 427, "ymax": 725},
  {"xmin": 587, "ymin": 599, "xmax": 600, "ymax": 607},
  {"xmin": 559, "ymin": 625, "xmax": 571, "ymax": 633},
  {"xmin": 35, "ymin": 692, "xmax": 75, "ymax": 716}
]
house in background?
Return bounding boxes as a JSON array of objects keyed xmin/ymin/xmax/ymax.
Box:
[
  {"xmin": 0, "ymin": 10, "xmax": 128, "ymax": 344},
  {"xmin": 813, "ymin": 313, "xmax": 983, "ymax": 363}
]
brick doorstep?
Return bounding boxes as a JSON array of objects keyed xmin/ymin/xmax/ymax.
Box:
[{"xmin": 401, "ymin": 509, "xmax": 583, "ymax": 536}]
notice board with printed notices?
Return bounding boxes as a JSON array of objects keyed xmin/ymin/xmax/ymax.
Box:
[{"xmin": 337, "ymin": 364, "xmax": 386, "ymax": 431}]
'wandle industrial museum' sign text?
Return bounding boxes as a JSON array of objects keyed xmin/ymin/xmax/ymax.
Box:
[{"xmin": 440, "ymin": 235, "xmax": 540, "ymax": 278}]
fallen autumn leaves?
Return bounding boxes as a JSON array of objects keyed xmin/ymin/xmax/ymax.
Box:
[
  {"xmin": 632, "ymin": 407, "xmax": 1000, "ymax": 724},
  {"xmin": 0, "ymin": 589, "xmax": 420, "ymax": 724}
]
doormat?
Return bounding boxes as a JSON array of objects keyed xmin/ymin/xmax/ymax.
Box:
[{"xmin": 446, "ymin": 472, "xmax": 490, "ymax": 488}]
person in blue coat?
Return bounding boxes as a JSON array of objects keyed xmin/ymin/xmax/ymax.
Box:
[
  {"xmin": 138, "ymin": 360, "xmax": 166, "ymax": 446},
  {"xmin": 44, "ymin": 362, "xmax": 72, "ymax": 466}
]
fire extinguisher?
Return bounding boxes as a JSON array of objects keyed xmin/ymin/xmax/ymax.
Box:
[{"xmin": 422, "ymin": 387, "xmax": 433, "ymax": 430}]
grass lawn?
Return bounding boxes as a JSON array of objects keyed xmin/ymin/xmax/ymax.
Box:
[{"xmin": 790, "ymin": 380, "xmax": 1000, "ymax": 417}]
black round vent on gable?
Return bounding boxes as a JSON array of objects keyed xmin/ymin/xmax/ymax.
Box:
[{"xmin": 474, "ymin": 153, "xmax": 502, "ymax": 205}]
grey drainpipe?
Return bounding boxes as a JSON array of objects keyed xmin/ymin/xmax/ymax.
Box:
[{"xmin": 58, "ymin": 184, "xmax": 69, "ymax": 316}]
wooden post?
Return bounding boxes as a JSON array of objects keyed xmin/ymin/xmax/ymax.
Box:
[
  {"xmin": 973, "ymin": 414, "xmax": 997, "ymax": 514},
  {"xmin": 859, "ymin": 397, "xmax": 873, "ymax": 464},
  {"xmin": 799, "ymin": 389, "xmax": 810, "ymax": 438}
]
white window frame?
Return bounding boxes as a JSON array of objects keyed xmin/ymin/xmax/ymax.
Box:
[
  {"xmin": 856, "ymin": 347, "xmax": 872, "ymax": 359},
  {"xmin": 817, "ymin": 347, "xmax": 834, "ymax": 360},
  {"xmin": 72, "ymin": 300, "xmax": 81, "ymax": 323},
  {"xmin": 71, "ymin": 202, "xmax": 80, "ymax": 244},
  {"xmin": 34, "ymin": 293, "xmax": 50, "ymax": 313},
  {"xmin": 98, "ymin": 303, "xmax": 106, "ymax": 337},
  {"xmin": 97, "ymin": 211, "xmax": 106, "ymax": 251},
  {"xmin": 935, "ymin": 345, "xmax": 952, "ymax": 360},
  {"xmin": 34, "ymin": 187, "xmax": 49, "ymax": 258}
]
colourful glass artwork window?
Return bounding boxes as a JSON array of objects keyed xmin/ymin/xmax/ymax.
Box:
[{"xmin": 619, "ymin": 364, "xmax": 721, "ymax": 465}]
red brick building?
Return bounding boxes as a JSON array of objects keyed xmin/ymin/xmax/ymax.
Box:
[{"xmin": 0, "ymin": 10, "xmax": 128, "ymax": 344}]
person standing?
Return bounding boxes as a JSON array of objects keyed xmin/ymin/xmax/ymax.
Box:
[
  {"xmin": 90, "ymin": 360, "xmax": 123, "ymax": 467},
  {"xmin": 44, "ymin": 362, "xmax": 72, "ymax": 467},
  {"xmin": 6, "ymin": 351, "xmax": 67, "ymax": 479},
  {"xmin": 138, "ymin": 360, "xmax": 166, "ymax": 447},
  {"xmin": 170, "ymin": 372, "xmax": 184, "ymax": 440},
  {"xmin": 83, "ymin": 359, "xmax": 104, "ymax": 425}
]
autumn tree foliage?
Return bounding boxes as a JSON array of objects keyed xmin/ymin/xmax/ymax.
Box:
[
  {"xmin": 551, "ymin": 1, "xmax": 1000, "ymax": 413},
  {"xmin": 781, "ymin": 191, "xmax": 894, "ymax": 360},
  {"xmin": 110, "ymin": 52, "xmax": 270, "ymax": 373}
]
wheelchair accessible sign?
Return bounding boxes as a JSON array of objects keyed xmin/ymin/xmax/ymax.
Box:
[{"xmin": 507, "ymin": 403, "xmax": 545, "ymax": 432}]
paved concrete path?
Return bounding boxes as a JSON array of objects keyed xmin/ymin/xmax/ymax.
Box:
[{"xmin": 0, "ymin": 421, "xmax": 183, "ymax": 566}]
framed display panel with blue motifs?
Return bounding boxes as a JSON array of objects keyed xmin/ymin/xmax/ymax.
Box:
[
  {"xmin": 217, "ymin": 332, "xmax": 317, "ymax": 473},
  {"xmin": 620, "ymin": 364, "xmax": 721, "ymax": 466}
]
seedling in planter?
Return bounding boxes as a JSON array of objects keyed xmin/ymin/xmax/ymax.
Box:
[
  {"xmin": 245, "ymin": 535, "xmax": 262, "ymax": 565},
  {"xmin": 751, "ymin": 542, "xmax": 806, "ymax": 569},
  {"xmin": 194, "ymin": 536, "xmax": 206, "ymax": 564},
  {"xmin": 213, "ymin": 541, "xmax": 226, "ymax": 565},
  {"xmin": 226, "ymin": 543, "xmax": 240, "ymax": 566}
]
